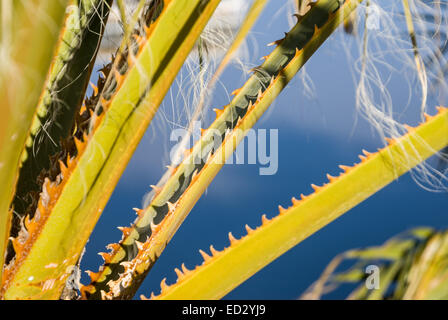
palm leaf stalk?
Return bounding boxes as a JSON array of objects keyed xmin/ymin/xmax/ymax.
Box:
[{"xmin": 0, "ymin": 0, "xmax": 69, "ymax": 281}]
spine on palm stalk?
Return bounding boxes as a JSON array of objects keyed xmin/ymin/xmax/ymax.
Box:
[{"xmin": 82, "ymin": 0, "xmax": 362, "ymax": 300}]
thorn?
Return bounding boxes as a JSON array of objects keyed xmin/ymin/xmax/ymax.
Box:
[
  {"xmin": 424, "ymin": 113, "xmax": 433, "ymax": 121},
  {"xmin": 224, "ymin": 128, "xmax": 232, "ymax": 138},
  {"xmin": 292, "ymin": 13, "xmax": 302, "ymax": 21},
  {"xmin": 132, "ymin": 33, "xmax": 144, "ymax": 45},
  {"xmin": 114, "ymin": 69, "xmax": 124, "ymax": 87},
  {"xmin": 133, "ymin": 208, "xmax": 144, "ymax": 216},
  {"xmin": 358, "ymin": 154, "xmax": 367, "ymax": 161},
  {"xmin": 436, "ymin": 106, "xmax": 446, "ymax": 113},
  {"xmin": 210, "ymin": 245, "xmax": 219, "ymax": 256},
  {"xmin": 261, "ymin": 214, "xmax": 270, "ymax": 225},
  {"xmin": 118, "ymin": 226, "xmax": 132, "ymax": 237},
  {"xmin": 100, "ymin": 290, "xmax": 110, "ymax": 300},
  {"xmin": 181, "ymin": 263, "xmax": 190, "ymax": 274},
  {"xmin": 100, "ymin": 97, "xmax": 109, "ymax": 108},
  {"xmin": 267, "ymin": 39, "xmax": 283, "ymax": 47},
  {"xmin": 24, "ymin": 215, "xmax": 33, "ymax": 231},
  {"xmin": 135, "ymin": 240, "xmax": 145, "ymax": 251},
  {"xmin": 150, "ymin": 221, "xmax": 158, "ymax": 232},
  {"xmin": 245, "ymin": 224, "xmax": 254, "ymax": 234},
  {"xmin": 59, "ymin": 159, "xmax": 68, "ymax": 176},
  {"xmin": 199, "ymin": 249, "xmax": 211, "ymax": 262},
  {"xmin": 150, "ymin": 185, "xmax": 161, "ymax": 194},
  {"xmin": 86, "ymin": 270, "xmax": 101, "ymax": 283},
  {"xmin": 37, "ymin": 200, "xmax": 46, "ymax": 217},
  {"xmin": 106, "ymin": 243, "xmax": 120, "ymax": 252},
  {"xmin": 160, "ymin": 278, "xmax": 168, "ymax": 293},
  {"xmin": 174, "ymin": 268, "xmax": 184, "ymax": 280},
  {"xmin": 326, "ymin": 174, "xmax": 336, "ymax": 182},
  {"xmin": 90, "ymin": 82, "xmax": 99, "ymax": 96},
  {"xmin": 228, "ymin": 232, "xmax": 238, "ymax": 245},
  {"xmin": 80, "ymin": 285, "xmax": 95, "ymax": 298},
  {"xmin": 260, "ymin": 55, "xmax": 269, "ymax": 61},
  {"xmin": 98, "ymin": 252, "xmax": 112, "ymax": 264},
  {"xmin": 249, "ymin": 66, "xmax": 260, "ymax": 74},
  {"xmin": 126, "ymin": 52, "xmax": 134, "ymax": 66},
  {"xmin": 167, "ymin": 201, "xmax": 176, "ymax": 212},
  {"xmin": 143, "ymin": 24, "xmax": 151, "ymax": 36},
  {"xmin": 213, "ymin": 108, "xmax": 224, "ymax": 118},
  {"xmin": 11, "ymin": 237, "xmax": 22, "ymax": 254},
  {"xmin": 120, "ymin": 261, "xmax": 133, "ymax": 270},
  {"xmin": 74, "ymin": 137, "xmax": 84, "ymax": 152},
  {"xmin": 278, "ymin": 205, "xmax": 287, "ymax": 214},
  {"xmin": 403, "ymin": 124, "xmax": 414, "ymax": 132},
  {"xmin": 311, "ymin": 184, "xmax": 322, "ymax": 192},
  {"xmin": 384, "ymin": 137, "xmax": 395, "ymax": 145},
  {"xmin": 191, "ymin": 169, "xmax": 199, "ymax": 181},
  {"xmin": 66, "ymin": 155, "xmax": 72, "ymax": 167},
  {"xmin": 291, "ymin": 197, "xmax": 300, "ymax": 205},
  {"xmin": 257, "ymin": 89, "xmax": 263, "ymax": 101},
  {"xmin": 300, "ymin": 193, "xmax": 307, "ymax": 200},
  {"xmin": 362, "ymin": 149, "xmax": 372, "ymax": 157},
  {"xmin": 232, "ymin": 88, "xmax": 241, "ymax": 96},
  {"xmin": 339, "ymin": 165, "xmax": 351, "ymax": 172}
]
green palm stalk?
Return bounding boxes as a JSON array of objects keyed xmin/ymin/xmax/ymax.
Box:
[{"xmin": 0, "ymin": 0, "xmax": 69, "ymax": 281}]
